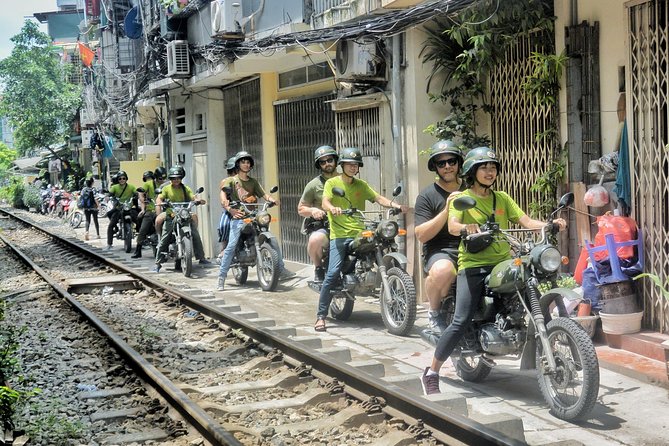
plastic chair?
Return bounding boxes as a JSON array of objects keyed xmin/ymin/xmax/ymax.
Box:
[{"xmin": 584, "ymin": 229, "xmax": 644, "ymax": 283}]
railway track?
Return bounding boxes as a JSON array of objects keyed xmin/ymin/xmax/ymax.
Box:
[{"xmin": 0, "ymin": 208, "xmax": 523, "ymax": 445}]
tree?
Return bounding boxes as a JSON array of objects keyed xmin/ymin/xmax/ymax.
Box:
[
  {"xmin": 0, "ymin": 21, "xmax": 81, "ymax": 156},
  {"xmin": 0, "ymin": 142, "xmax": 17, "ymax": 171}
]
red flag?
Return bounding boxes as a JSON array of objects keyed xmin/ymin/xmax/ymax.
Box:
[{"xmin": 78, "ymin": 42, "xmax": 95, "ymax": 67}]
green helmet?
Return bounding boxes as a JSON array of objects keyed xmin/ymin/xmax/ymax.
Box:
[
  {"xmin": 168, "ymin": 165, "xmax": 185, "ymax": 179},
  {"xmin": 338, "ymin": 147, "xmax": 363, "ymax": 167},
  {"xmin": 234, "ymin": 151, "xmax": 254, "ymax": 169},
  {"xmin": 226, "ymin": 156, "xmax": 236, "ymax": 171},
  {"xmin": 313, "ymin": 145, "xmax": 338, "ymax": 169},
  {"xmin": 461, "ymin": 147, "xmax": 500, "ymax": 178},
  {"xmin": 428, "ymin": 140, "xmax": 463, "ymax": 172}
]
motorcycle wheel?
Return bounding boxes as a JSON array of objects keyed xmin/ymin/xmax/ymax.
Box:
[
  {"xmin": 257, "ymin": 244, "xmax": 279, "ymax": 291},
  {"xmin": 454, "ymin": 353, "xmax": 493, "ymax": 383},
  {"xmin": 536, "ymin": 317, "xmax": 600, "ymax": 421},
  {"xmin": 232, "ymin": 265, "xmax": 248, "ymax": 285},
  {"xmin": 123, "ymin": 222, "xmax": 133, "ymax": 253},
  {"xmin": 181, "ymin": 237, "xmax": 193, "ymax": 277},
  {"xmin": 56, "ymin": 204, "xmax": 64, "ymax": 218},
  {"xmin": 71, "ymin": 212, "xmax": 83, "ymax": 229},
  {"xmin": 330, "ymin": 292, "xmax": 355, "ymax": 320},
  {"xmin": 380, "ymin": 267, "xmax": 417, "ymax": 336}
]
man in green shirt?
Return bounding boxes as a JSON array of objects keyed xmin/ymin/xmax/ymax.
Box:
[
  {"xmin": 105, "ymin": 170, "xmax": 137, "ymax": 250},
  {"xmin": 131, "ymin": 170, "xmax": 158, "ymax": 258},
  {"xmin": 314, "ymin": 147, "xmax": 408, "ymax": 332},
  {"xmin": 297, "ymin": 145, "xmax": 339, "ymax": 283}
]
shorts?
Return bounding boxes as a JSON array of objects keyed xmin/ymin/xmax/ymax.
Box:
[{"xmin": 423, "ymin": 248, "xmax": 459, "ymax": 275}]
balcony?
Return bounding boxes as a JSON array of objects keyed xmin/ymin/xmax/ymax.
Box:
[{"xmin": 312, "ymin": 0, "xmax": 426, "ymax": 29}]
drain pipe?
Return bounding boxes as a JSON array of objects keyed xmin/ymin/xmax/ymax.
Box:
[{"xmin": 391, "ymin": 35, "xmax": 406, "ymax": 253}]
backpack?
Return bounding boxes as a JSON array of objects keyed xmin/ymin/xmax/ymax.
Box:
[{"xmin": 79, "ymin": 187, "xmax": 95, "ymax": 209}]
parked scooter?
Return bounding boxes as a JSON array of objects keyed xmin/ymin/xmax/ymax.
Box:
[
  {"xmin": 157, "ymin": 187, "xmax": 205, "ymax": 278},
  {"xmin": 56, "ymin": 191, "xmax": 73, "ymax": 219},
  {"xmin": 438, "ymin": 192, "xmax": 599, "ymax": 421},
  {"xmin": 40, "ymin": 187, "xmax": 52, "ymax": 215},
  {"xmin": 67, "ymin": 192, "xmax": 83, "ymax": 228},
  {"xmin": 108, "ymin": 196, "xmax": 135, "ymax": 253},
  {"xmin": 226, "ymin": 186, "xmax": 281, "ymax": 292},
  {"xmin": 308, "ymin": 186, "xmax": 417, "ymax": 336}
]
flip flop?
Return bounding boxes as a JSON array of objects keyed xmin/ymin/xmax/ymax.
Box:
[{"xmin": 314, "ymin": 319, "xmax": 326, "ymax": 332}]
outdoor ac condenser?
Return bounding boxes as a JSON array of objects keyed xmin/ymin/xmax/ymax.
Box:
[
  {"xmin": 335, "ymin": 39, "xmax": 385, "ymax": 82},
  {"xmin": 166, "ymin": 40, "xmax": 190, "ymax": 78},
  {"xmin": 210, "ymin": 0, "xmax": 244, "ymax": 39}
]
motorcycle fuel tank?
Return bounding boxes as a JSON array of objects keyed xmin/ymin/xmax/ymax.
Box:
[{"xmin": 488, "ymin": 259, "xmax": 524, "ymax": 293}]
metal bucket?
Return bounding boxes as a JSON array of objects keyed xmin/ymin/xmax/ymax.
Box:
[{"xmin": 598, "ymin": 280, "xmax": 639, "ymax": 314}]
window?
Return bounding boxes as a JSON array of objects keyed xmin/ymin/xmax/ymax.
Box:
[
  {"xmin": 279, "ymin": 61, "xmax": 334, "ymax": 90},
  {"xmin": 194, "ymin": 113, "xmax": 206, "ymax": 132},
  {"xmin": 175, "ymin": 108, "xmax": 186, "ymax": 134}
]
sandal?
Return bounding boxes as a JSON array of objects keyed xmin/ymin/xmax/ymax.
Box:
[{"xmin": 314, "ymin": 319, "xmax": 327, "ymax": 332}]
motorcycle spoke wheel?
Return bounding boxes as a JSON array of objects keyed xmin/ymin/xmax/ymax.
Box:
[
  {"xmin": 257, "ymin": 245, "xmax": 279, "ymax": 291},
  {"xmin": 71, "ymin": 213, "xmax": 82, "ymax": 229},
  {"xmin": 453, "ymin": 354, "xmax": 493, "ymax": 383},
  {"xmin": 330, "ymin": 293, "xmax": 354, "ymax": 320},
  {"xmin": 380, "ymin": 267, "xmax": 417, "ymax": 336},
  {"xmin": 536, "ymin": 317, "xmax": 600, "ymax": 421},
  {"xmin": 232, "ymin": 265, "xmax": 248, "ymax": 285},
  {"xmin": 181, "ymin": 237, "xmax": 193, "ymax": 277},
  {"xmin": 123, "ymin": 222, "xmax": 133, "ymax": 253}
]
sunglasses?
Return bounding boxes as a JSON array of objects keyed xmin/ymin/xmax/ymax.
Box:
[
  {"xmin": 435, "ymin": 158, "xmax": 459, "ymax": 168},
  {"xmin": 118, "ymin": 177, "xmax": 128, "ymax": 180},
  {"xmin": 318, "ymin": 157, "xmax": 336, "ymax": 166}
]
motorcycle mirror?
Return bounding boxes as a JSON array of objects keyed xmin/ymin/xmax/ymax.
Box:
[
  {"xmin": 392, "ymin": 185, "xmax": 402, "ymax": 197},
  {"xmin": 557, "ymin": 192, "xmax": 574, "ymax": 208},
  {"xmin": 453, "ymin": 196, "xmax": 477, "ymax": 211},
  {"xmin": 196, "ymin": 186, "xmax": 204, "ymax": 194},
  {"xmin": 269, "ymin": 185, "xmax": 279, "ymax": 194},
  {"xmin": 332, "ymin": 187, "xmax": 346, "ymax": 198},
  {"xmin": 154, "ymin": 188, "xmax": 162, "ymax": 195}
]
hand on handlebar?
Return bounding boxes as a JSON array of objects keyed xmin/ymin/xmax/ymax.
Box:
[
  {"xmin": 549, "ymin": 218, "xmax": 567, "ymax": 232},
  {"xmin": 229, "ymin": 208, "xmax": 245, "ymax": 219},
  {"xmin": 330, "ymin": 206, "xmax": 343, "ymax": 216},
  {"xmin": 311, "ymin": 208, "xmax": 326, "ymax": 219},
  {"xmin": 461, "ymin": 224, "xmax": 482, "ymax": 236}
]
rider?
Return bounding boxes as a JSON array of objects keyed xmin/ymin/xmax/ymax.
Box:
[
  {"xmin": 131, "ymin": 170, "xmax": 158, "ymax": 258},
  {"xmin": 414, "ymin": 140, "xmax": 464, "ymax": 334},
  {"xmin": 420, "ymin": 147, "xmax": 567, "ymax": 395},
  {"xmin": 297, "ymin": 145, "xmax": 339, "ymax": 283},
  {"xmin": 216, "ymin": 156, "xmax": 238, "ymax": 263},
  {"xmin": 315, "ymin": 147, "xmax": 408, "ymax": 332},
  {"xmin": 153, "ymin": 166, "xmax": 209, "ymax": 272},
  {"xmin": 104, "ymin": 170, "xmax": 137, "ymax": 251},
  {"xmin": 216, "ymin": 151, "xmax": 295, "ymax": 291}
]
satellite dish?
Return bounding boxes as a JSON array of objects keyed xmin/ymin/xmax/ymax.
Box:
[{"xmin": 124, "ymin": 6, "xmax": 143, "ymax": 39}]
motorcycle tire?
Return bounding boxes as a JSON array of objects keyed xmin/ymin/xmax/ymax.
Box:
[
  {"xmin": 380, "ymin": 267, "xmax": 417, "ymax": 336},
  {"xmin": 70, "ymin": 212, "xmax": 83, "ymax": 229},
  {"xmin": 536, "ymin": 317, "xmax": 600, "ymax": 421},
  {"xmin": 123, "ymin": 222, "xmax": 133, "ymax": 253},
  {"xmin": 56, "ymin": 204, "xmax": 64, "ymax": 218},
  {"xmin": 232, "ymin": 265, "xmax": 248, "ymax": 285},
  {"xmin": 180, "ymin": 237, "xmax": 193, "ymax": 277},
  {"xmin": 453, "ymin": 353, "xmax": 493, "ymax": 383},
  {"xmin": 257, "ymin": 244, "xmax": 279, "ymax": 291},
  {"xmin": 330, "ymin": 291, "xmax": 355, "ymax": 320}
]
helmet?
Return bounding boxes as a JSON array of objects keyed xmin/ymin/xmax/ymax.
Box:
[
  {"xmin": 461, "ymin": 147, "xmax": 501, "ymax": 178},
  {"xmin": 154, "ymin": 166, "xmax": 167, "ymax": 180},
  {"xmin": 427, "ymin": 140, "xmax": 463, "ymax": 172},
  {"xmin": 168, "ymin": 165, "xmax": 185, "ymax": 179},
  {"xmin": 226, "ymin": 156, "xmax": 236, "ymax": 172},
  {"xmin": 338, "ymin": 147, "xmax": 363, "ymax": 167},
  {"xmin": 313, "ymin": 145, "xmax": 338, "ymax": 169},
  {"xmin": 234, "ymin": 151, "xmax": 254, "ymax": 169},
  {"xmin": 116, "ymin": 170, "xmax": 128, "ymax": 179},
  {"xmin": 142, "ymin": 170, "xmax": 154, "ymax": 182}
]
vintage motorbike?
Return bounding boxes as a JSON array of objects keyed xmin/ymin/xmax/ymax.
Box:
[
  {"xmin": 309, "ymin": 186, "xmax": 417, "ymax": 336},
  {"xmin": 67, "ymin": 192, "xmax": 83, "ymax": 228},
  {"xmin": 157, "ymin": 187, "xmax": 205, "ymax": 278},
  {"xmin": 227, "ymin": 186, "xmax": 281, "ymax": 292},
  {"xmin": 108, "ymin": 196, "xmax": 135, "ymax": 253},
  {"xmin": 438, "ymin": 192, "xmax": 599, "ymax": 421}
]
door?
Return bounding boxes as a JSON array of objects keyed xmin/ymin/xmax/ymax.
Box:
[{"xmin": 193, "ymin": 150, "xmax": 212, "ymax": 258}]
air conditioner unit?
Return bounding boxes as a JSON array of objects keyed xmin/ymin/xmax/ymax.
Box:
[
  {"xmin": 335, "ymin": 39, "xmax": 386, "ymax": 82},
  {"xmin": 166, "ymin": 40, "xmax": 190, "ymax": 78},
  {"xmin": 210, "ymin": 0, "xmax": 244, "ymax": 39}
]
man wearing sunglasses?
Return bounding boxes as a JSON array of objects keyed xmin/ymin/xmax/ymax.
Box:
[
  {"xmin": 414, "ymin": 140, "xmax": 464, "ymax": 335},
  {"xmin": 298, "ymin": 145, "xmax": 339, "ymax": 283},
  {"xmin": 104, "ymin": 170, "xmax": 138, "ymax": 251}
]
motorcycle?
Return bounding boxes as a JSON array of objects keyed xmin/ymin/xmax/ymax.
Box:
[
  {"xmin": 40, "ymin": 187, "xmax": 52, "ymax": 215},
  {"xmin": 56, "ymin": 191, "xmax": 73, "ymax": 219},
  {"xmin": 97, "ymin": 192, "xmax": 111, "ymax": 218},
  {"xmin": 108, "ymin": 196, "xmax": 135, "ymax": 253},
  {"xmin": 48, "ymin": 188, "xmax": 63, "ymax": 215},
  {"xmin": 67, "ymin": 192, "xmax": 83, "ymax": 228},
  {"xmin": 227, "ymin": 186, "xmax": 281, "ymax": 292},
  {"xmin": 157, "ymin": 187, "xmax": 205, "ymax": 278},
  {"xmin": 309, "ymin": 186, "xmax": 417, "ymax": 336},
  {"xmin": 439, "ymin": 192, "xmax": 599, "ymax": 421}
]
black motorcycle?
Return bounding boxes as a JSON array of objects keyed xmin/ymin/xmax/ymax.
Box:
[
  {"xmin": 309, "ymin": 186, "xmax": 417, "ymax": 336},
  {"xmin": 108, "ymin": 196, "xmax": 135, "ymax": 253}
]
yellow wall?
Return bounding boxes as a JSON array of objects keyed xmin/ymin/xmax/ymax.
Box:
[{"xmin": 120, "ymin": 160, "xmax": 161, "ymax": 186}]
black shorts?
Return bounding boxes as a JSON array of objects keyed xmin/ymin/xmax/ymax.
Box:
[{"xmin": 423, "ymin": 248, "xmax": 459, "ymax": 275}]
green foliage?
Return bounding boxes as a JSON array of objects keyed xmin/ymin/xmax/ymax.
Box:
[
  {"xmin": 0, "ymin": 386, "xmax": 21, "ymax": 430},
  {"xmin": 538, "ymin": 274, "xmax": 578, "ymax": 295},
  {"xmin": 523, "ymin": 51, "xmax": 568, "ymax": 106},
  {"xmin": 634, "ymin": 273, "xmax": 669, "ymax": 301},
  {"xmin": 0, "ymin": 21, "xmax": 81, "ymax": 155},
  {"xmin": 21, "ymin": 397, "xmax": 84, "ymax": 443},
  {"xmin": 22, "ymin": 184, "xmax": 42, "ymax": 210},
  {"xmin": 0, "ymin": 176, "xmax": 26, "ymax": 208},
  {"xmin": 0, "ymin": 142, "xmax": 18, "ymax": 171},
  {"xmin": 529, "ymin": 145, "xmax": 567, "ymax": 218}
]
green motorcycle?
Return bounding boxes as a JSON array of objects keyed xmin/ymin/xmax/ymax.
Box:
[{"xmin": 445, "ymin": 192, "xmax": 599, "ymax": 421}]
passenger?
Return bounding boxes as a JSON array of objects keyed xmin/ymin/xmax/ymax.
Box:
[
  {"xmin": 153, "ymin": 166, "xmax": 209, "ymax": 272},
  {"xmin": 297, "ymin": 145, "xmax": 339, "ymax": 283},
  {"xmin": 216, "ymin": 151, "xmax": 295, "ymax": 291},
  {"xmin": 131, "ymin": 170, "xmax": 159, "ymax": 258},
  {"xmin": 216, "ymin": 156, "xmax": 238, "ymax": 264},
  {"xmin": 414, "ymin": 140, "xmax": 464, "ymax": 334},
  {"xmin": 420, "ymin": 147, "xmax": 567, "ymax": 395},
  {"xmin": 81, "ymin": 177, "xmax": 100, "ymax": 240},
  {"xmin": 104, "ymin": 170, "xmax": 137, "ymax": 251},
  {"xmin": 315, "ymin": 147, "xmax": 408, "ymax": 332}
]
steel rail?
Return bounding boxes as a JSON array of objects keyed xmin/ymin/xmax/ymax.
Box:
[{"xmin": 2, "ymin": 209, "xmax": 524, "ymax": 446}]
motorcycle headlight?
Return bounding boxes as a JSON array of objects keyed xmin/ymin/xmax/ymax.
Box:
[
  {"xmin": 178, "ymin": 208, "xmax": 190, "ymax": 220},
  {"xmin": 377, "ymin": 220, "xmax": 398, "ymax": 239},
  {"xmin": 256, "ymin": 212, "xmax": 271, "ymax": 226},
  {"xmin": 122, "ymin": 202, "xmax": 131, "ymax": 211},
  {"xmin": 531, "ymin": 246, "xmax": 561, "ymax": 273}
]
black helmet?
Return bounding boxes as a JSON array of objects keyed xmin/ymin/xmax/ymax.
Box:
[
  {"xmin": 234, "ymin": 151, "xmax": 254, "ymax": 169},
  {"xmin": 116, "ymin": 170, "xmax": 128, "ymax": 179},
  {"xmin": 142, "ymin": 170, "xmax": 155, "ymax": 182},
  {"xmin": 154, "ymin": 166, "xmax": 167, "ymax": 181},
  {"xmin": 461, "ymin": 147, "xmax": 501, "ymax": 179},
  {"xmin": 338, "ymin": 147, "xmax": 363, "ymax": 167},
  {"xmin": 313, "ymin": 145, "xmax": 338, "ymax": 169},
  {"xmin": 428, "ymin": 140, "xmax": 463, "ymax": 172},
  {"xmin": 110, "ymin": 173, "xmax": 119, "ymax": 185},
  {"xmin": 226, "ymin": 156, "xmax": 236, "ymax": 172},
  {"xmin": 168, "ymin": 165, "xmax": 185, "ymax": 179}
]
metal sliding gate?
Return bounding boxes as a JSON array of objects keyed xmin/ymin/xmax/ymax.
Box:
[
  {"xmin": 628, "ymin": 0, "xmax": 669, "ymax": 332},
  {"xmin": 275, "ymin": 93, "xmax": 336, "ymax": 264}
]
